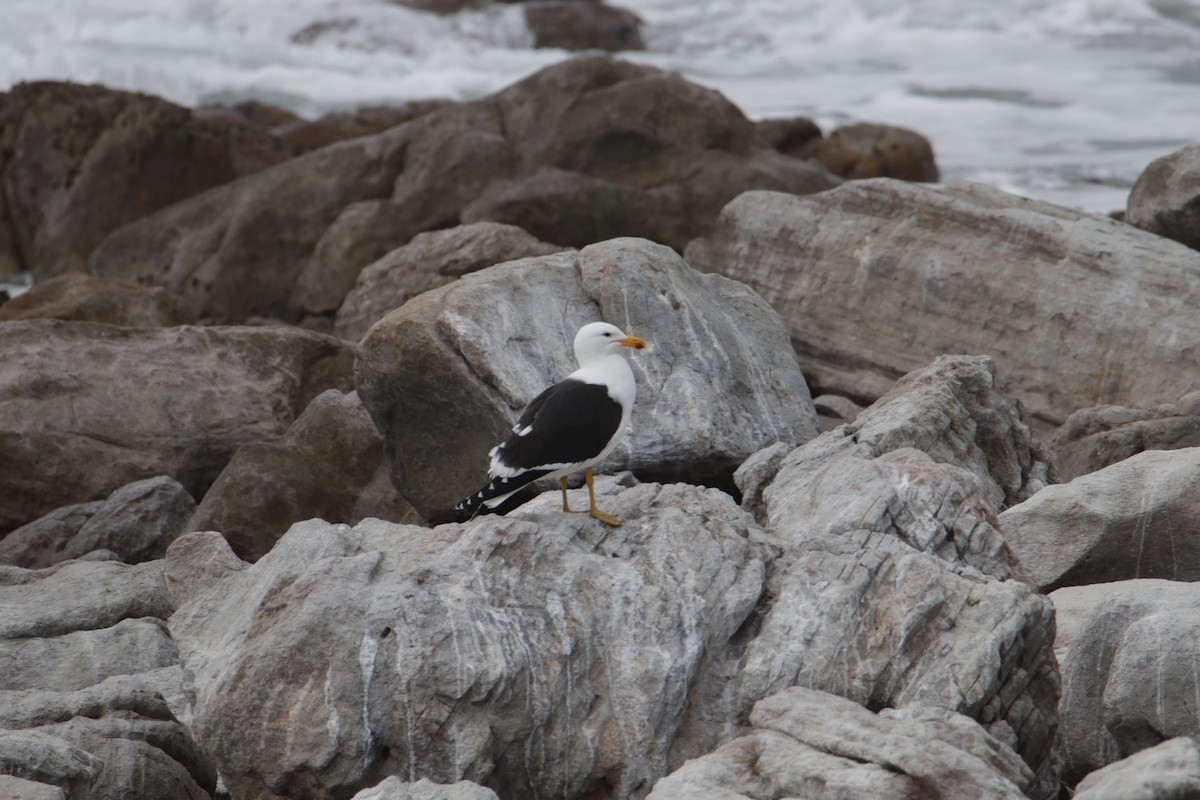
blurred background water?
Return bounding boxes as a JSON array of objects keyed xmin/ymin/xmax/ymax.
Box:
[{"xmin": 2, "ymin": 0, "xmax": 1198, "ymax": 213}]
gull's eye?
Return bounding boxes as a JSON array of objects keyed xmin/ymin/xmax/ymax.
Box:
[{"xmin": 603, "ymin": 332, "xmax": 611, "ymax": 337}]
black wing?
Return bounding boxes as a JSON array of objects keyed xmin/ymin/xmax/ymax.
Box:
[{"xmin": 493, "ymin": 379, "xmax": 623, "ymax": 472}]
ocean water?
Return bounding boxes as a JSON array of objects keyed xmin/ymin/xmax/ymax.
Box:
[{"xmin": 2, "ymin": 0, "xmax": 1199, "ymax": 214}]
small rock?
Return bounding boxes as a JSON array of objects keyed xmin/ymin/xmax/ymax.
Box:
[
  {"xmin": 333, "ymin": 222, "xmax": 561, "ymax": 341},
  {"xmin": 188, "ymin": 390, "xmax": 422, "ymax": 562},
  {"xmin": 815, "ymin": 122, "xmax": 940, "ymax": 182},
  {"xmin": 999, "ymin": 448, "xmax": 1200, "ymax": 591},
  {"xmin": 1126, "ymin": 142, "xmax": 1200, "ymax": 251},
  {"xmin": 1073, "ymin": 737, "xmax": 1200, "ymax": 800},
  {"xmin": 648, "ymin": 687, "xmax": 1031, "ymax": 800},
  {"xmin": 524, "ymin": 2, "xmax": 645, "ymax": 52},
  {"xmin": 1050, "ymin": 391, "xmax": 1200, "ymax": 480},
  {"xmin": 350, "ymin": 776, "xmax": 500, "ymax": 800},
  {"xmin": 1058, "ymin": 579, "xmax": 1200, "ymax": 786}
]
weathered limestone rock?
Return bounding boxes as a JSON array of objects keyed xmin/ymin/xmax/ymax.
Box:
[
  {"xmin": 1073, "ymin": 737, "xmax": 1200, "ymax": 800},
  {"xmin": 333, "ymin": 222, "xmax": 561, "ymax": 342},
  {"xmin": 0, "ymin": 80, "xmax": 286, "ymax": 278},
  {"xmin": 1050, "ymin": 392, "xmax": 1200, "ymax": 480},
  {"xmin": 0, "ymin": 321, "xmax": 354, "ymax": 531},
  {"xmin": 725, "ymin": 355, "xmax": 1060, "ymax": 798},
  {"xmin": 1058, "ymin": 579, "xmax": 1200, "ymax": 786},
  {"xmin": 685, "ymin": 181, "xmax": 1200, "ymax": 431},
  {"xmin": 1126, "ymin": 142, "xmax": 1200, "ymax": 251},
  {"xmin": 350, "ymin": 777, "xmax": 500, "ymax": 800},
  {"xmin": 0, "ymin": 272, "xmax": 193, "ymax": 326},
  {"xmin": 647, "ymin": 687, "xmax": 1031, "ymax": 800},
  {"xmin": 0, "ymin": 559, "xmax": 216, "ymax": 799},
  {"xmin": 355, "ymin": 237, "xmax": 818, "ymax": 521},
  {"xmin": 167, "ymin": 481, "xmax": 769, "ymax": 800},
  {"xmin": 999, "ymin": 448, "xmax": 1200, "ymax": 591},
  {"xmin": 88, "ymin": 56, "xmax": 835, "ymax": 323},
  {"xmin": 188, "ymin": 390, "xmax": 422, "ymax": 562},
  {"xmin": 0, "ymin": 476, "xmax": 195, "ymax": 569}
]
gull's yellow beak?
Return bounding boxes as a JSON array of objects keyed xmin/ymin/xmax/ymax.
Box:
[{"xmin": 619, "ymin": 335, "xmax": 647, "ymax": 350}]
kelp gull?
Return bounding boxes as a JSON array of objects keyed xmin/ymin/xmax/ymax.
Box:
[{"xmin": 455, "ymin": 321, "xmax": 647, "ymax": 526}]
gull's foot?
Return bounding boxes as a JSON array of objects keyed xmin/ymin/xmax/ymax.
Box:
[{"xmin": 589, "ymin": 508, "xmax": 621, "ymax": 527}]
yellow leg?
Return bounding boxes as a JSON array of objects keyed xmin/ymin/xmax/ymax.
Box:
[
  {"xmin": 586, "ymin": 467, "xmax": 621, "ymax": 526},
  {"xmin": 560, "ymin": 476, "xmax": 572, "ymax": 513}
]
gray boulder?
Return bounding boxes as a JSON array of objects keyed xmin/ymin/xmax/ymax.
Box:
[
  {"xmin": 166, "ymin": 481, "xmax": 769, "ymax": 800},
  {"xmin": 1058, "ymin": 579, "xmax": 1200, "ymax": 786},
  {"xmin": 1073, "ymin": 737, "xmax": 1200, "ymax": 800},
  {"xmin": 647, "ymin": 687, "xmax": 1031, "ymax": 800},
  {"xmin": 88, "ymin": 56, "xmax": 835, "ymax": 324},
  {"xmin": 0, "ymin": 272, "xmax": 194, "ymax": 327},
  {"xmin": 188, "ymin": 390, "xmax": 422, "ymax": 562},
  {"xmin": 685, "ymin": 181, "xmax": 1200, "ymax": 432},
  {"xmin": 999, "ymin": 448, "xmax": 1200, "ymax": 591},
  {"xmin": 0, "ymin": 321, "xmax": 354, "ymax": 532},
  {"xmin": 356, "ymin": 236, "xmax": 818, "ymax": 521},
  {"xmin": 0, "ymin": 476, "xmax": 195, "ymax": 569},
  {"xmin": 333, "ymin": 222, "xmax": 561, "ymax": 342},
  {"xmin": 350, "ymin": 777, "xmax": 499, "ymax": 800},
  {"xmin": 1126, "ymin": 142, "xmax": 1200, "ymax": 251},
  {"xmin": 1050, "ymin": 392, "xmax": 1200, "ymax": 480},
  {"xmin": 724, "ymin": 357, "xmax": 1059, "ymax": 797},
  {"xmin": 0, "ymin": 559, "xmax": 216, "ymax": 799}
]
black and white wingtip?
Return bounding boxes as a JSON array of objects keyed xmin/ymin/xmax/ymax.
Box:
[{"xmin": 454, "ymin": 470, "xmax": 550, "ymax": 521}]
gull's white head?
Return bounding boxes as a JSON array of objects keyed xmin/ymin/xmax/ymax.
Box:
[{"xmin": 573, "ymin": 322, "xmax": 647, "ymax": 366}]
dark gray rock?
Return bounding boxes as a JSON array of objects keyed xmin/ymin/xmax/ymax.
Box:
[
  {"xmin": 188, "ymin": 390, "xmax": 422, "ymax": 562},
  {"xmin": 0, "ymin": 321, "xmax": 354, "ymax": 532},
  {"xmin": 1126, "ymin": 142, "xmax": 1200, "ymax": 251},
  {"xmin": 1050, "ymin": 392, "xmax": 1200, "ymax": 480},
  {"xmin": 88, "ymin": 57, "xmax": 835, "ymax": 324}
]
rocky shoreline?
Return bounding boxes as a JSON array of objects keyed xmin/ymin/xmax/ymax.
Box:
[{"xmin": 2, "ymin": 54, "xmax": 1200, "ymax": 800}]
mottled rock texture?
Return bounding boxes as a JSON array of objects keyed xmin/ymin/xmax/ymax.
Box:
[
  {"xmin": 1126, "ymin": 141, "xmax": 1200, "ymax": 251},
  {"xmin": 0, "ymin": 272, "xmax": 193, "ymax": 326},
  {"xmin": 1051, "ymin": 392, "xmax": 1200, "ymax": 480}
]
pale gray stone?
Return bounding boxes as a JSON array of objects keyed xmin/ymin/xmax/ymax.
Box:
[
  {"xmin": 0, "ymin": 321, "xmax": 354, "ymax": 531},
  {"xmin": 168, "ymin": 482, "xmax": 769, "ymax": 800},
  {"xmin": 685, "ymin": 181, "xmax": 1200, "ymax": 432},
  {"xmin": 0, "ymin": 730, "xmax": 99, "ymax": 800},
  {"xmin": 0, "ymin": 477, "xmax": 195, "ymax": 569},
  {"xmin": 648, "ymin": 687, "xmax": 1030, "ymax": 800},
  {"xmin": 1074, "ymin": 737, "xmax": 1200, "ymax": 800},
  {"xmin": 1000, "ymin": 448, "xmax": 1200, "ymax": 591},
  {"xmin": 333, "ymin": 222, "xmax": 562, "ymax": 342},
  {"xmin": 712, "ymin": 355, "xmax": 1061, "ymax": 798},
  {"xmin": 1059, "ymin": 580, "xmax": 1200, "ymax": 786},
  {"xmin": 350, "ymin": 776, "xmax": 499, "ymax": 800},
  {"xmin": 0, "ymin": 559, "xmax": 215, "ymax": 800},
  {"xmin": 356, "ymin": 236, "xmax": 818, "ymax": 521}
]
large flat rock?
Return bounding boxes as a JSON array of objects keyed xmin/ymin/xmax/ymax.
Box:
[{"xmin": 685, "ymin": 181, "xmax": 1200, "ymax": 431}]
